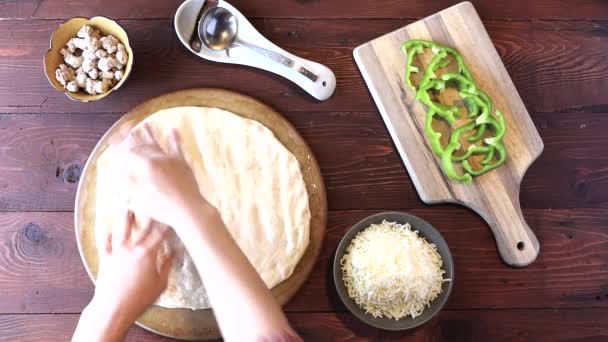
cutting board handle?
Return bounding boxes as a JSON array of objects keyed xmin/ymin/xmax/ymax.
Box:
[
  {"xmin": 481, "ymin": 199, "xmax": 540, "ymax": 267},
  {"xmin": 352, "ymin": 0, "xmax": 543, "ymax": 266}
]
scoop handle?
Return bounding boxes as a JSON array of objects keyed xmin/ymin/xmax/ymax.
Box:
[
  {"xmin": 283, "ymin": 53, "xmax": 336, "ymax": 101},
  {"xmin": 237, "ymin": 39, "xmax": 336, "ymax": 101}
]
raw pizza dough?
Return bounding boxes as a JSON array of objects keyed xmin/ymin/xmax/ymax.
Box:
[{"xmin": 94, "ymin": 106, "xmax": 311, "ymax": 309}]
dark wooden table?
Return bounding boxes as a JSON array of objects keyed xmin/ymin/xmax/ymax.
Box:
[{"xmin": 1, "ymin": 0, "xmax": 608, "ymax": 340}]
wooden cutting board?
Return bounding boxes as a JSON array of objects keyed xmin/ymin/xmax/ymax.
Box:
[
  {"xmin": 74, "ymin": 89, "xmax": 327, "ymax": 340},
  {"xmin": 353, "ymin": 2, "xmax": 543, "ymax": 267}
]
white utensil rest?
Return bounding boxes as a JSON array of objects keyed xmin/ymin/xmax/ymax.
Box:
[{"xmin": 175, "ymin": 0, "xmax": 336, "ymax": 101}]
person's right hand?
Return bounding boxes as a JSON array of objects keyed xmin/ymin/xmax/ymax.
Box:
[{"xmin": 111, "ymin": 123, "xmax": 212, "ymax": 228}]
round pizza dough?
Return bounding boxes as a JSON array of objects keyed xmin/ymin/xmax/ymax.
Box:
[{"xmin": 94, "ymin": 106, "xmax": 311, "ymax": 309}]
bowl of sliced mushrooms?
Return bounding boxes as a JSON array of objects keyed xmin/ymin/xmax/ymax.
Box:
[{"xmin": 44, "ymin": 16, "xmax": 133, "ymax": 102}]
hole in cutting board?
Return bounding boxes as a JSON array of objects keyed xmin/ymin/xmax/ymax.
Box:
[{"xmin": 517, "ymin": 241, "xmax": 525, "ymax": 251}]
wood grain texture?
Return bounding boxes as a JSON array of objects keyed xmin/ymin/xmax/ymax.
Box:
[
  {"xmin": 1, "ymin": 209, "xmax": 607, "ymax": 314},
  {"xmin": 2, "ymin": 0, "xmax": 607, "ymax": 20},
  {"xmin": 355, "ymin": 2, "xmax": 543, "ymax": 266},
  {"xmin": 0, "ymin": 212, "xmax": 93, "ymax": 313},
  {"xmin": 0, "ymin": 0, "xmax": 606, "ymax": 339},
  {"xmin": 1, "ymin": 19, "xmax": 607, "ymax": 114},
  {"xmin": 297, "ymin": 310, "xmax": 608, "ymax": 341},
  {"xmin": 1, "ymin": 309, "xmax": 607, "ymax": 341},
  {"xmin": 2, "ymin": 112, "xmax": 608, "ymax": 211},
  {"xmin": 0, "ymin": 114, "xmax": 120, "ymax": 211}
]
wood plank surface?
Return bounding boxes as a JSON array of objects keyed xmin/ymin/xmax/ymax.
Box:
[
  {"xmin": 1, "ymin": 309, "xmax": 607, "ymax": 341},
  {"xmin": 1, "ymin": 19, "xmax": 607, "ymax": 114},
  {"xmin": 1, "ymin": 112, "xmax": 608, "ymax": 211},
  {"xmin": 2, "ymin": 0, "xmax": 607, "ymax": 20},
  {"xmin": 0, "ymin": 114, "xmax": 120, "ymax": 211},
  {"xmin": 1, "ymin": 0, "xmax": 608, "ymax": 339},
  {"xmin": 1, "ymin": 209, "xmax": 607, "ymax": 314},
  {"xmin": 0, "ymin": 212, "xmax": 91, "ymax": 313}
]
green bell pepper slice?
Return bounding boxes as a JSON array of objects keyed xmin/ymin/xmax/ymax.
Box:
[
  {"xmin": 417, "ymin": 91, "xmax": 460, "ymax": 124},
  {"xmin": 418, "ymin": 50, "xmax": 449, "ymax": 90},
  {"xmin": 402, "ymin": 39, "xmax": 474, "ymax": 81},
  {"xmin": 402, "ymin": 39, "xmax": 509, "ymax": 183},
  {"xmin": 441, "ymin": 122, "xmax": 477, "ymax": 184},
  {"xmin": 403, "ymin": 44, "xmax": 424, "ymax": 89},
  {"xmin": 462, "ymin": 110, "xmax": 507, "ymax": 173},
  {"xmin": 426, "ymin": 109, "xmax": 446, "ymax": 156}
]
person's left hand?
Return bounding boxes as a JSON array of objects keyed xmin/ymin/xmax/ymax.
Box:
[{"xmin": 79, "ymin": 209, "xmax": 173, "ymax": 341}]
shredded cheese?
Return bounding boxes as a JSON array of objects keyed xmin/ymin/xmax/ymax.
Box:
[{"xmin": 340, "ymin": 220, "xmax": 449, "ymax": 320}]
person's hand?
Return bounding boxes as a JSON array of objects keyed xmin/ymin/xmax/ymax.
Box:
[
  {"xmin": 74, "ymin": 209, "xmax": 173, "ymax": 342},
  {"xmin": 112, "ymin": 123, "xmax": 212, "ymax": 229},
  {"xmin": 93, "ymin": 210, "xmax": 172, "ymax": 324}
]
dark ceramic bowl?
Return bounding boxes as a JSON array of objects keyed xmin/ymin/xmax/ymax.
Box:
[{"xmin": 333, "ymin": 211, "xmax": 454, "ymax": 331}]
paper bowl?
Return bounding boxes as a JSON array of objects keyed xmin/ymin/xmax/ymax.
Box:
[
  {"xmin": 43, "ymin": 16, "xmax": 134, "ymax": 102},
  {"xmin": 333, "ymin": 211, "xmax": 454, "ymax": 331}
]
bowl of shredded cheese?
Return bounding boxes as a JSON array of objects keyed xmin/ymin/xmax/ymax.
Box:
[{"xmin": 333, "ymin": 212, "xmax": 454, "ymax": 330}]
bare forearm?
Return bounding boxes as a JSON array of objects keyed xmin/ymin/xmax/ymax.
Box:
[
  {"xmin": 73, "ymin": 298, "xmax": 131, "ymax": 342},
  {"xmin": 175, "ymin": 204, "xmax": 291, "ymax": 341}
]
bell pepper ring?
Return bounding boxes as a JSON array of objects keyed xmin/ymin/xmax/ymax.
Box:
[
  {"xmin": 404, "ymin": 40, "xmax": 475, "ymax": 81},
  {"xmin": 418, "ymin": 50, "xmax": 449, "ymax": 91},
  {"xmin": 417, "ymin": 91, "xmax": 459, "ymax": 124},
  {"xmin": 403, "ymin": 44, "xmax": 424, "ymax": 88},
  {"xmin": 440, "ymin": 122, "xmax": 476, "ymax": 184},
  {"xmin": 426, "ymin": 109, "xmax": 446, "ymax": 156},
  {"xmin": 463, "ymin": 141, "xmax": 507, "ymax": 176}
]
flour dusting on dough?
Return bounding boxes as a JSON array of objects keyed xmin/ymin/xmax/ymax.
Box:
[{"xmin": 95, "ymin": 107, "xmax": 311, "ymax": 309}]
